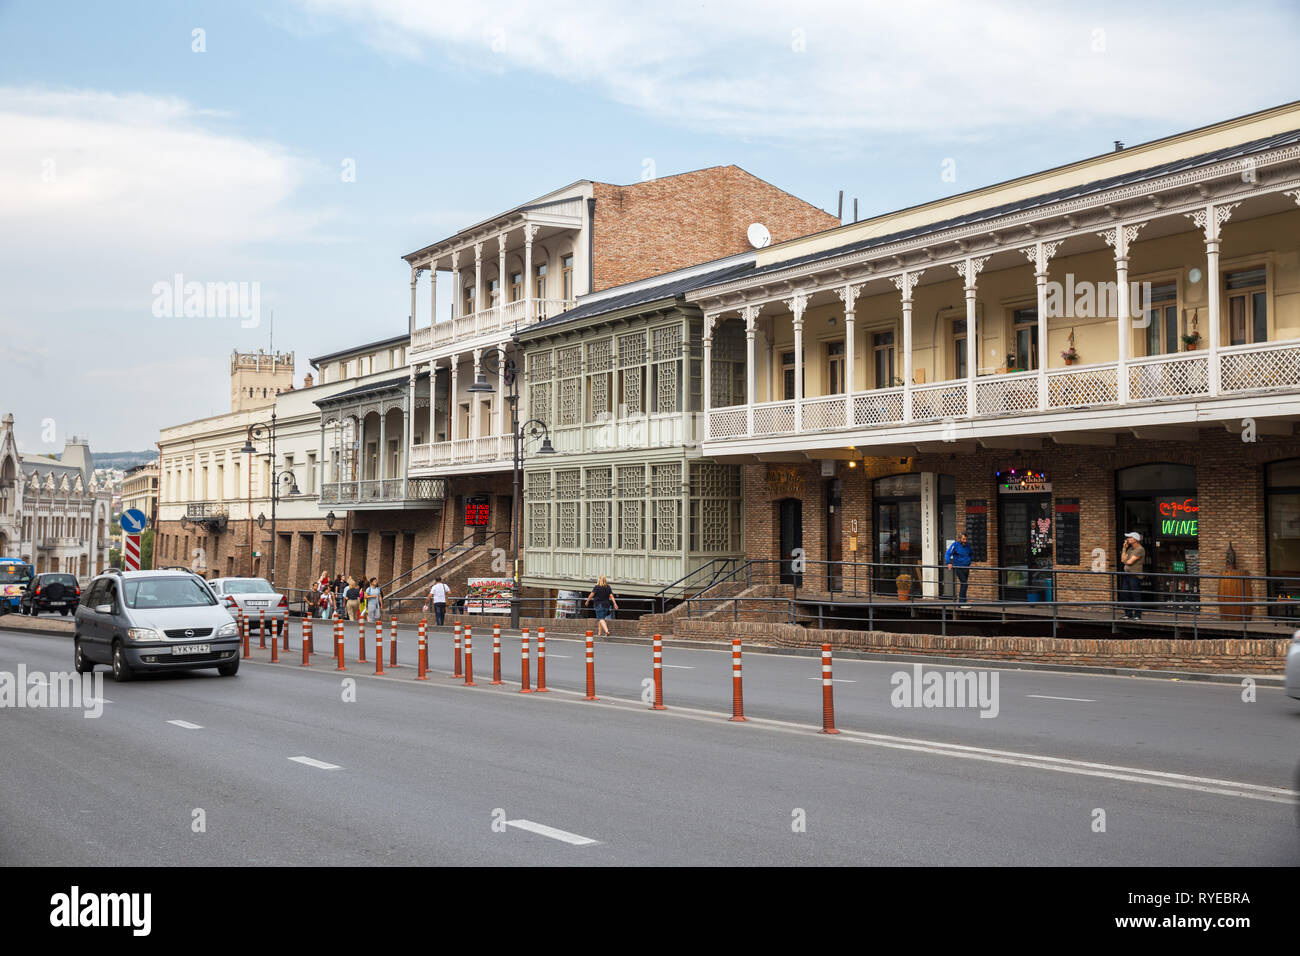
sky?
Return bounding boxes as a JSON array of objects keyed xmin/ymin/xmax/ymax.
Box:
[{"xmin": 1, "ymin": 0, "xmax": 1298, "ymax": 453}]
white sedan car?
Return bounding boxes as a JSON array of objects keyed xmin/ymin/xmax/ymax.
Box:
[{"xmin": 208, "ymin": 577, "xmax": 288, "ymax": 631}]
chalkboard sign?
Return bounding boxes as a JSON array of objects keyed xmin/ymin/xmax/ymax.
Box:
[
  {"xmin": 964, "ymin": 499, "xmax": 988, "ymax": 562},
  {"xmin": 1055, "ymin": 498, "xmax": 1080, "ymax": 565}
]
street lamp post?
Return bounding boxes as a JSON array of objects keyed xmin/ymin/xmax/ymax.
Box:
[
  {"xmin": 241, "ymin": 411, "xmax": 300, "ymax": 588},
  {"xmin": 467, "ymin": 341, "xmax": 555, "ymax": 628}
]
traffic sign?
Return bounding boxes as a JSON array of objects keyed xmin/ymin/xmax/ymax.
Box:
[
  {"xmin": 120, "ymin": 509, "xmax": 147, "ymax": 534},
  {"xmin": 123, "ymin": 534, "xmax": 141, "ymax": 571}
]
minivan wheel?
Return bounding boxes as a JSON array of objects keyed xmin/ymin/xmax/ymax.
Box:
[
  {"xmin": 218, "ymin": 659, "xmax": 239, "ymax": 677},
  {"xmin": 74, "ymin": 639, "xmax": 93, "ymax": 674},
  {"xmin": 111, "ymin": 642, "xmax": 133, "ymax": 683},
  {"xmin": 60, "ymin": 607, "xmax": 70, "ymax": 616}
]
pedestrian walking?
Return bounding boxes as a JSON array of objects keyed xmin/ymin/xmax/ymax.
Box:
[
  {"xmin": 426, "ymin": 575, "xmax": 449, "ymax": 627},
  {"xmin": 585, "ymin": 574, "xmax": 618, "ymax": 637},
  {"xmin": 1119, "ymin": 531, "xmax": 1146, "ymax": 620},
  {"xmin": 944, "ymin": 532, "xmax": 973, "ymax": 607},
  {"xmin": 345, "ymin": 576, "xmax": 361, "ymax": 622},
  {"xmin": 366, "ymin": 577, "xmax": 382, "ymax": 623}
]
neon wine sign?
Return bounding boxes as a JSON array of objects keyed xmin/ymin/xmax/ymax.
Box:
[{"xmin": 1156, "ymin": 497, "xmax": 1198, "ymax": 537}]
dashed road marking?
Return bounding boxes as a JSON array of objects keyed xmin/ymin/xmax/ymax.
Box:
[
  {"xmin": 1026, "ymin": 694, "xmax": 1095, "ymax": 702},
  {"xmin": 289, "ymin": 756, "xmax": 340, "ymax": 770},
  {"xmin": 506, "ymin": 819, "xmax": 598, "ymax": 846},
  {"xmin": 167, "ymin": 720, "xmax": 203, "ymax": 729}
]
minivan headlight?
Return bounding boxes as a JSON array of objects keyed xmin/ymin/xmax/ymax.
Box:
[
  {"xmin": 217, "ymin": 622, "xmax": 238, "ymax": 638},
  {"xmin": 127, "ymin": 627, "xmax": 162, "ymax": 643}
]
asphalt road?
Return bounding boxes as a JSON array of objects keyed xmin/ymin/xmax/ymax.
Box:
[{"xmin": 1, "ymin": 623, "xmax": 1297, "ymax": 865}]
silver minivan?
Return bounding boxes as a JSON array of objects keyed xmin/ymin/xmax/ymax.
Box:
[{"xmin": 74, "ymin": 569, "xmax": 241, "ymax": 681}]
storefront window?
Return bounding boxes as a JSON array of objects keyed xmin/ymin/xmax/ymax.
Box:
[
  {"xmin": 1115, "ymin": 463, "xmax": 1198, "ymax": 604},
  {"xmin": 1265, "ymin": 459, "xmax": 1300, "ymax": 608},
  {"xmin": 873, "ymin": 474, "xmax": 954, "ymax": 596}
]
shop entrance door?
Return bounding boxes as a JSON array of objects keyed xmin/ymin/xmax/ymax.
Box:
[
  {"xmin": 779, "ymin": 498, "xmax": 803, "ymax": 586},
  {"xmin": 826, "ymin": 480, "xmax": 843, "ymax": 592},
  {"xmin": 998, "ymin": 493, "xmax": 1053, "ymax": 602}
]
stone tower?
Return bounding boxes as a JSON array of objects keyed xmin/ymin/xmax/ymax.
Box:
[{"xmin": 230, "ymin": 350, "xmax": 294, "ymax": 412}]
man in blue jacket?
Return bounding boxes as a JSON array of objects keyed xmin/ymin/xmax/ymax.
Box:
[{"xmin": 945, "ymin": 532, "xmax": 973, "ymax": 607}]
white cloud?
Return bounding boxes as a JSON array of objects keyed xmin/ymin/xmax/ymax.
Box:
[{"xmin": 288, "ymin": 0, "xmax": 1300, "ymax": 147}]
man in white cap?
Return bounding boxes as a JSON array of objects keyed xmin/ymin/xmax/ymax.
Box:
[{"xmin": 1120, "ymin": 531, "xmax": 1146, "ymax": 620}]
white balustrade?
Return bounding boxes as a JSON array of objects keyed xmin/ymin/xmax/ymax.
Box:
[
  {"xmin": 853, "ymin": 388, "xmax": 904, "ymax": 426},
  {"xmin": 800, "ymin": 395, "xmax": 848, "ymax": 431},
  {"xmin": 708, "ymin": 406, "xmax": 748, "ymax": 440},
  {"xmin": 1046, "ymin": 363, "xmax": 1118, "ymax": 408},
  {"xmin": 910, "ymin": 381, "xmax": 968, "ymax": 421},
  {"xmin": 1127, "ymin": 352, "xmax": 1209, "ymax": 401},
  {"xmin": 752, "ymin": 400, "xmax": 796, "ymax": 435},
  {"xmin": 975, "ymin": 371, "xmax": 1039, "ymax": 415},
  {"xmin": 1220, "ymin": 341, "xmax": 1300, "ymax": 393}
]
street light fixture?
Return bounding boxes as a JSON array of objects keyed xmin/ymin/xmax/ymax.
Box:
[
  {"xmin": 470, "ymin": 342, "xmax": 555, "ymax": 627},
  {"xmin": 242, "ymin": 411, "xmax": 300, "ymax": 588}
]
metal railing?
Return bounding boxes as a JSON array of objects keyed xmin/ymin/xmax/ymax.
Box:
[
  {"xmin": 679, "ymin": 558, "xmax": 1300, "ymax": 639},
  {"xmin": 651, "ymin": 557, "xmax": 742, "ymax": 613}
]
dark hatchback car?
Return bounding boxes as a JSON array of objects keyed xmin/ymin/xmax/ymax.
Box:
[{"xmin": 20, "ymin": 572, "xmax": 81, "ymax": 616}]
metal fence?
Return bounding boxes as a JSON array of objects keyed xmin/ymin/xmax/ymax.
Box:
[{"xmin": 679, "ymin": 558, "xmax": 1300, "ymax": 640}]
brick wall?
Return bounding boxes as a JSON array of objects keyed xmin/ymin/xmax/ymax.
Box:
[
  {"xmin": 592, "ymin": 166, "xmax": 838, "ymax": 291},
  {"xmin": 672, "ymin": 619, "xmax": 1291, "ymax": 673},
  {"xmin": 735, "ymin": 430, "xmax": 1300, "ymax": 604}
]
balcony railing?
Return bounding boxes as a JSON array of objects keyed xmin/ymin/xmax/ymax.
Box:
[
  {"xmin": 185, "ymin": 502, "xmax": 228, "ymax": 519},
  {"xmin": 705, "ymin": 340, "xmax": 1300, "ymax": 441},
  {"xmin": 410, "ymin": 298, "xmax": 575, "ymax": 354},
  {"xmin": 410, "ymin": 434, "xmax": 509, "ymax": 469},
  {"xmin": 319, "ymin": 478, "xmax": 446, "ymax": 504}
]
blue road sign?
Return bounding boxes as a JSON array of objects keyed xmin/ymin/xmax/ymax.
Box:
[{"xmin": 120, "ymin": 508, "xmax": 148, "ymax": 534}]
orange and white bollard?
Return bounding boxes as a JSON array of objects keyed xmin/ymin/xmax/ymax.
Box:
[
  {"xmin": 374, "ymin": 621, "xmax": 385, "ymax": 676},
  {"xmin": 491, "ymin": 625, "xmax": 502, "ymax": 685},
  {"xmin": 259, "ymin": 608, "xmax": 267, "ymax": 649},
  {"xmin": 281, "ymin": 616, "xmax": 289, "ymax": 652},
  {"xmin": 301, "ymin": 618, "xmax": 311, "ymax": 667},
  {"xmin": 463, "ymin": 626, "xmax": 475, "ymax": 686},
  {"xmin": 452, "ymin": 621, "xmax": 462, "ymax": 678},
  {"xmin": 389, "ymin": 617, "xmax": 398, "ymax": 667},
  {"xmin": 334, "ymin": 619, "xmax": 345, "ymax": 671},
  {"xmin": 729, "ymin": 638, "xmax": 746, "ymax": 722},
  {"xmin": 535, "ymin": 627, "xmax": 549, "ymax": 692},
  {"xmin": 651, "ymin": 634, "xmax": 665, "ymax": 710},
  {"xmin": 416, "ymin": 619, "xmax": 428, "ymax": 681},
  {"xmin": 519, "ymin": 628, "xmax": 532, "ymax": 693},
  {"xmin": 583, "ymin": 632, "xmax": 597, "ymax": 701},
  {"xmin": 269, "ymin": 624, "xmax": 279, "ymax": 663},
  {"xmin": 819, "ymin": 644, "xmax": 839, "ymax": 735},
  {"xmin": 241, "ymin": 613, "xmax": 250, "ymax": 659}
]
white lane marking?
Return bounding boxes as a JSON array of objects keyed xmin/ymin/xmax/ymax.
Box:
[
  {"xmin": 167, "ymin": 720, "xmax": 203, "ymax": 730},
  {"xmin": 505, "ymin": 819, "xmax": 598, "ymax": 846},
  {"xmin": 289, "ymin": 756, "xmax": 341, "ymax": 770},
  {"xmin": 546, "ymin": 654, "xmax": 571, "ymax": 658},
  {"xmin": 806, "ymin": 677, "xmax": 857, "ymax": 683},
  {"xmin": 1026, "ymin": 694, "xmax": 1096, "ymax": 702},
  {"xmin": 661, "ymin": 664, "xmax": 695, "ymax": 669},
  {"xmin": 85, "ymin": 697, "xmax": 113, "ymax": 705}
]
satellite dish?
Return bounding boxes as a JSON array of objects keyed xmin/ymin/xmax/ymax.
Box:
[{"xmin": 747, "ymin": 223, "xmax": 772, "ymax": 249}]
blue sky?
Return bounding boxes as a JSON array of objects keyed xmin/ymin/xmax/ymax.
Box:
[{"xmin": 1, "ymin": 0, "xmax": 1298, "ymax": 451}]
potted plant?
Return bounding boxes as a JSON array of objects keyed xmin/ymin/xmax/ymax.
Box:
[
  {"xmin": 895, "ymin": 572, "xmax": 913, "ymax": 601},
  {"xmin": 1060, "ymin": 346, "xmax": 1079, "ymax": 366},
  {"xmin": 1182, "ymin": 331, "xmax": 1201, "ymax": 351}
]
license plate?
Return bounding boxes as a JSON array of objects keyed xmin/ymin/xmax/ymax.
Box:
[
  {"xmin": 247, "ymin": 600, "xmax": 269, "ymax": 607},
  {"xmin": 172, "ymin": 644, "xmax": 210, "ymax": 656}
]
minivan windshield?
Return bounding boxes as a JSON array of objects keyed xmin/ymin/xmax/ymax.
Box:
[
  {"xmin": 123, "ymin": 577, "xmax": 218, "ymax": 609},
  {"xmin": 223, "ymin": 579, "xmax": 275, "ymax": 594}
]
